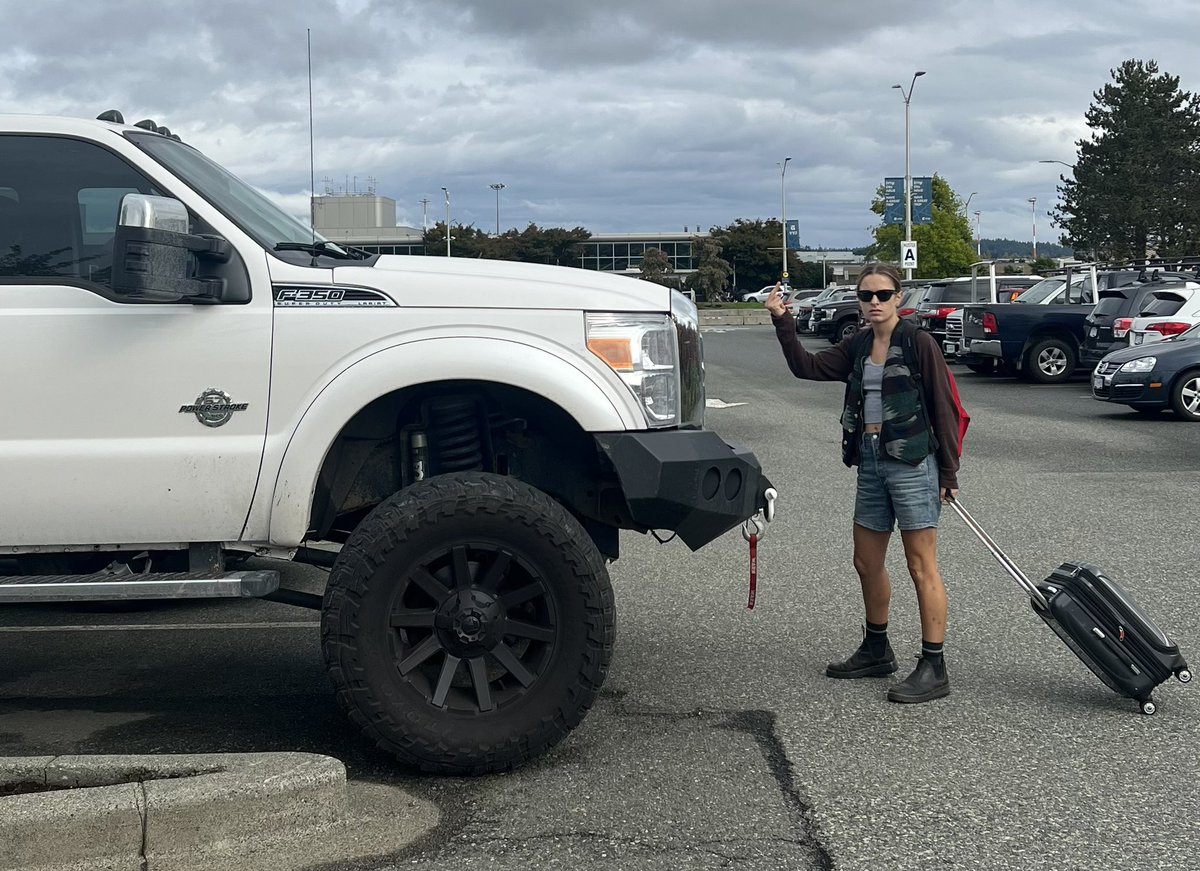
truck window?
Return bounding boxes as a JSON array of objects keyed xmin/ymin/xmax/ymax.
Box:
[{"xmin": 0, "ymin": 136, "xmax": 160, "ymax": 287}]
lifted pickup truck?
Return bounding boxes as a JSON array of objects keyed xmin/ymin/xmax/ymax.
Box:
[{"xmin": 0, "ymin": 110, "xmax": 774, "ymax": 774}]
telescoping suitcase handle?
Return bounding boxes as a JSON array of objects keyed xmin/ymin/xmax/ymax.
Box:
[{"xmin": 947, "ymin": 497, "xmax": 1050, "ymax": 612}]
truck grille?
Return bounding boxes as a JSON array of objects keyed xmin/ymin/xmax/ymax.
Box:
[{"xmin": 946, "ymin": 314, "xmax": 962, "ymax": 342}]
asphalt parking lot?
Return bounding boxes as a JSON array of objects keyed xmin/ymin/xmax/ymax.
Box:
[{"xmin": 2, "ymin": 324, "xmax": 1197, "ymax": 871}]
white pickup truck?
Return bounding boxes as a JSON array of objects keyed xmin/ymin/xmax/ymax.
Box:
[{"xmin": 0, "ymin": 110, "xmax": 774, "ymax": 774}]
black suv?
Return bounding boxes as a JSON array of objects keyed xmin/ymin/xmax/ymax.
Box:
[
  {"xmin": 808, "ymin": 290, "xmax": 861, "ymax": 342},
  {"xmin": 1081, "ymin": 278, "xmax": 1197, "ymax": 367}
]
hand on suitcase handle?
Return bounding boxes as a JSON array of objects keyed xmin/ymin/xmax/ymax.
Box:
[{"xmin": 941, "ymin": 487, "xmax": 959, "ymax": 505}]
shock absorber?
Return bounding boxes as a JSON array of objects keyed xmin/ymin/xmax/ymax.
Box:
[{"xmin": 427, "ymin": 397, "xmax": 484, "ymax": 473}]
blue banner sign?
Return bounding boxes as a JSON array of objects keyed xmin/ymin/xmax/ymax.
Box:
[
  {"xmin": 883, "ymin": 177, "xmax": 934, "ymax": 225},
  {"xmin": 883, "ymin": 178, "xmax": 903, "ymax": 225},
  {"xmin": 912, "ymin": 177, "xmax": 933, "ymax": 225},
  {"xmin": 785, "ymin": 219, "xmax": 800, "ymax": 249}
]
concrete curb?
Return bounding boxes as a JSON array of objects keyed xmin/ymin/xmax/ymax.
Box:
[
  {"xmin": 699, "ymin": 311, "xmax": 774, "ymax": 326},
  {"xmin": 1, "ymin": 753, "xmax": 440, "ymax": 871}
]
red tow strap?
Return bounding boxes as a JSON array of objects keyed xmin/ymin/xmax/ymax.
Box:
[{"xmin": 747, "ymin": 533, "xmax": 758, "ymax": 610}]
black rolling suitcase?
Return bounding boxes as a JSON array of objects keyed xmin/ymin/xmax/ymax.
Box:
[{"xmin": 950, "ymin": 498, "xmax": 1191, "ymax": 714}]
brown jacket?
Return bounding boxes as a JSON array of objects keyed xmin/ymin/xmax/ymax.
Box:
[{"xmin": 771, "ymin": 312, "xmax": 960, "ymax": 490}]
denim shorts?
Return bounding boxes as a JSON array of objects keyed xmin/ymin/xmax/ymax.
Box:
[{"xmin": 854, "ymin": 432, "xmax": 941, "ymax": 532}]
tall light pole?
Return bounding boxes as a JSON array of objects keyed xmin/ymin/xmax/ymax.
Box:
[
  {"xmin": 419, "ymin": 197, "xmax": 430, "ymax": 231},
  {"xmin": 964, "ymin": 191, "xmax": 978, "ymax": 212},
  {"xmin": 892, "ymin": 70, "xmax": 926, "ymax": 280},
  {"xmin": 440, "ymin": 187, "xmax": 451, "ymax": 257},
  {"xmin": 490, "ymin": 182, "xmax": 505, "ymax": 236},
  {"xmin": 973, "ymin": 210, "xmax": 982, "ymax": 257},
  {"xmin": 778, "ymin": 156, "xmax": 792, "ymax": 284},
  {"xmin": 1028, "ymin": 196, "xmax": 1037, "ymax": 260}
]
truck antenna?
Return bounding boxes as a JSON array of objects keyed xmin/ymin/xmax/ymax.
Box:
[{"xmin": 307, "ymin": 28, "xmax": 317, "ymax": 263}]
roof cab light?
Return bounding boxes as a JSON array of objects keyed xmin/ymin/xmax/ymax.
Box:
[
  {"xmin": 1146, "ymin": 322, "xmax": 1192, "ymax": 337},
  {"xmin": 586, "ymin": 313, "xmax": 680, "ymax": 427},
  {"xmin": 982, "ymin": 312, "xmax": 999, "ymax": 336},
  {"xmin": 1113, "ymin": 317, "xmax": 1133, "ymax": 338}
]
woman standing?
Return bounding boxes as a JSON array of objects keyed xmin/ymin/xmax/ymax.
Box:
[{"xmin": 766, "ymin": 264, "xmax": 960, "ymax": 703}]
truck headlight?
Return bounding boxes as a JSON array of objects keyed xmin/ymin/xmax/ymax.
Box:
[{"xmin": 587, "ymin": 313, "xmax": 679, "ymax": 427}]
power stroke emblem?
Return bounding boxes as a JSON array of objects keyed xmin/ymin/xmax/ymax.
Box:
[{"xmin": 179, "ymin": 388, "xmax": 249, "ymax": 428}]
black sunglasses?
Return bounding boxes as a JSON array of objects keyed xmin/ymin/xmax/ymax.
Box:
[{"xmin": 857, "ymin": 290, "xmax": 897, "ymax": 303}]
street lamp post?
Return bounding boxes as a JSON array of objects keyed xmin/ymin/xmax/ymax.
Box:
[
  {"xmin": 490, "ymin": 182, "xmax": 505, "ymax": 236},
  {"xmin": 973, "ymin": 210, "xmax": 982, "ymax": 257},
  {"xmin": 892, "ymin": 70, "xmax": 926, "ymax": 280},
  {"xmin": 1028, "ymin": 196, "xmax": 1037, "ymax": 260},
  {"xmin": 778, "ymin": 157, "xmax": 792, "ymax": 284},
  {"xmin": 964, "ymin": 191, "xmax": 977, "ymax": 212},
  {"xmin": 440, "ymin": 187, "xmax": 451, "ymax": 257},
  {"xmin": 419, "ymin": 197, "xmax": 430, "ymax": 232}
]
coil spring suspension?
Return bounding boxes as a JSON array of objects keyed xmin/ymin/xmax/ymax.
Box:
[{"xmin": 428, "ymin": 397, "xmax": 484, "ymax": 473}]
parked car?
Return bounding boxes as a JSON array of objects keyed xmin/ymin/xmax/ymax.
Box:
[
  {"xmin": 1080, "ymin": 280, "xmax": 1199, "ymax": 368},
  {"xmin": 917, "ymin": 275, "xmax": 1042, "ymax": 350},
  {"xmin": 1126, "ymin": 287, "xmax": 1200, "ymax": 347},
  {"xmin": 811, "ymin": 290, "xmax": 866, "ymax": 343},
  {"xmin": 783, "ymin": 288, "xmax": 822, "ymax": 316},
  {"xmin": 794, "ymin": 285, "xmax": 852, "ymax": 333},
  {"xmin": 742, "ymin": 283, "xmax": 789, "ymax": 303},
  {"xmin": 1091, "ymin": 323, "xmax": 1200, "ymax": 420}
]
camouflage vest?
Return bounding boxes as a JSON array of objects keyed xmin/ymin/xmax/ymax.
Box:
[{"xmin": 840, "ymin": 322, "xmax": 934, "ymax": 467}]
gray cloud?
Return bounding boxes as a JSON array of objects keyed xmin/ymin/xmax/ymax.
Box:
[{"xmin": 3, "ymin": 0, "xmax": 1198, "ymax": 247}]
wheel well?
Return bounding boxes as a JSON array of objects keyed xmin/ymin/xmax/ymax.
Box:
[
  {"xmin": 1022, "ymin": 330, "xmax": 1077, "ymax": 358},
  {"xmin": 307, "ymin": 381, "xmax": 613, "ymax": 553},
  {"xmin": 1169, "ymin": 366, "xmax": 1200, "ymax": 394}
]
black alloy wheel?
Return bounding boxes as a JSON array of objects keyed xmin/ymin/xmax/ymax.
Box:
[{"xmin": 322, "ymin": 472, "xmax": 614, "ymax": 775}]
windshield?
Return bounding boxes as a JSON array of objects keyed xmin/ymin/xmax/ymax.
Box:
[
  {"xmin": 128, "ymin": 132, "xmax": 349, "ymax": 255},
  {"xmin": 1013, "ymin": 277, "xmax": 1066, "ymax": 304}
]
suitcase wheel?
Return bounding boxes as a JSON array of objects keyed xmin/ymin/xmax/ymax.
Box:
[
  {"xmin": 1140, "ymin": 699, "xmax": 1157, "ymax": 716},
  {"xmin": 1176, "ymin": 668, "xmax": 1192, "ymax": 684}
]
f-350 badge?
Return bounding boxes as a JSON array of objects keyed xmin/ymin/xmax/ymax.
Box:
[{"xmin": 179, "ymin": 388, "xmax": 249, "ymax": 428}]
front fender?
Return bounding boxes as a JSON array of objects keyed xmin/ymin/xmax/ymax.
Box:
[{"xmin": 262, "ymin": 337, "xmax": 641, "ymax": 545}]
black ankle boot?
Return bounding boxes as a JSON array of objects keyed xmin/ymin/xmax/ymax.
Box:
[
  {"xmin": 826, "ymin": 632, "xmax": 897, "ymax": 679},
  {"xmin": 887, "ymin": 656, "xmax": 950, "ymax": 703}
]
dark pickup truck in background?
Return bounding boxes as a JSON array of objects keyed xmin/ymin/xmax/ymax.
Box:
[{"xmin": 952, "ymin": 268, "xmax": 1130, "ymax": 382}]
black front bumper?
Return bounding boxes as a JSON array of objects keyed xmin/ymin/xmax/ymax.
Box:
[{"xmin": 595, "ymin": 431, "xmax": 772, "ymax": 551}]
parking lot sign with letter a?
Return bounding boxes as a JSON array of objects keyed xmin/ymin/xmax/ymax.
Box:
[{"xmin": 901, "ymin": 241, "xmax": 918, "ymax": 271}]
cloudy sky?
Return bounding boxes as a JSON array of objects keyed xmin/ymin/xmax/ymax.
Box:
[{"xmin": 3, "ymin": 0, "xmax": 1198, "ymax": 248}]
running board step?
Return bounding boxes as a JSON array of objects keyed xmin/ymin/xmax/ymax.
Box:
[{"xmin": 0, "ymin": 570, "xmax": 280, "ymax": 603}]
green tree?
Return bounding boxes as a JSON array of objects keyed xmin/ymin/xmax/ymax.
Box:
[
  {"xmin": 867, "ymin": 175, "xmax": 977, "ymax": 278},
  {"xmin": 1030, "ymin": 255, "xmax": 1058, "ymax": 273},
  {"xmin": 638, "ymin": 247, "xmax": 674, "ymax": 285},
  {"xmin": 1052, "ymin": 59, "xmax": 1200, "ymax": 260},
  {"xmin": 707, "ymin": 219, "xmax": 790, "ymax": 292},
  {"xmin": 684, "ymin": 236, "xmax": 733, "ymax": 301}
]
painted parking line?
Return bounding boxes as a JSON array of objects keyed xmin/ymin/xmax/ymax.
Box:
[{"xmin": 0, "ymin": 621, "xmax": 321, "ymax": 633}]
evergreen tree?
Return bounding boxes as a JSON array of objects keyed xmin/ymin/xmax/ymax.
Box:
[
  {"xmin": 684, "ymin": 236, "xmax": 733, "ymax": 302},
  {"xmin": 638, "ymin": 247, "xmax": 674, "ymax": 286},
  {"xmin": 1052, "ymin": 59, "xmax": 1200, "ymax": 260}
]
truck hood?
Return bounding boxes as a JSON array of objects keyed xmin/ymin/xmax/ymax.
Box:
[{"xmin": 330, "ymin": 255, "xmax": 670, "ymax": 312}]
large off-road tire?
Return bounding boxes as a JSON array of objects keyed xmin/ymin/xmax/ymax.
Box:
[
  {"xmin": 1169, "ymin": 369, "xmax": 1200, "ymax": 421},
  {"xmin": 321, "ymin": 472, "xmax": 615, "ymax": 775},
  {"xmin": 1025, "ymin": 337, "xmax": 1076, "ymax": 384}
]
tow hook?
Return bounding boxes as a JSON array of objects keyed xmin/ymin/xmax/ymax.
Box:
[{"xmin": 741, "ymin": 487, "xmax": 777, "ymax": 542}]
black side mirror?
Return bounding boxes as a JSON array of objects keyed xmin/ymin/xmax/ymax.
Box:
[{"xmin": 111, "ymin": 194, "xmax": 230, "ymax": 303}]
